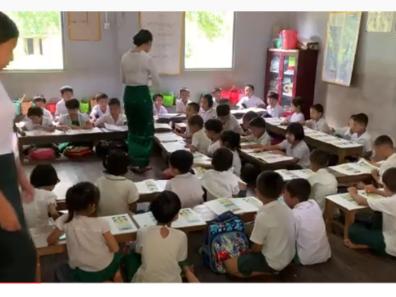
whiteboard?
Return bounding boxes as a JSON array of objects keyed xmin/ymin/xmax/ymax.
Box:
[{"xmin": 139, "ymin": 12, "xmax": 183, "ymax": 75}]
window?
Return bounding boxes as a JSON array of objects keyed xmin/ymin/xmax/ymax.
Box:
[
  {"xmin": 5, "ymin": 11, "xmax": 64, "ymax": 71},
  {"xmin": 185, "ymin": 11, "xmax": 234, "ymax": 69}
]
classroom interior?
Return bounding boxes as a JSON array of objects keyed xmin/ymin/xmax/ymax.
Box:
[{"xmin": 2, "ymin": 11, "xmax": 396, "ymax": 283}]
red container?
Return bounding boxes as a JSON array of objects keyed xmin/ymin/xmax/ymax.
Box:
[
  {"xmin": 46, "ymin": 102, "xmax": 57, "ymax": 115},
  {"xmin": 281, "ymin": 30, "xmax": 298, "ymax": 49}
]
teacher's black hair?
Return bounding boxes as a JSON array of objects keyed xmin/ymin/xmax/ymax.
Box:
[
  {"xmin": 0, "ymin": 12, "xmax": 19, "ymax": 44},
  {"xmin": 133, "ymin": 29, "xmax": 153, "ymax": 46}
]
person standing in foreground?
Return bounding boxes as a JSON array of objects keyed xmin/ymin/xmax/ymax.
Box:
[
  {"xmin": 0, "ymin": 12, "xmax": 36, "ymax": 281},
  {"xmin": 121, "ymin": 29, "xmax": 160, "ymax": 174}
]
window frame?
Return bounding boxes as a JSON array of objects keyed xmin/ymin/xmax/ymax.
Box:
[{"xmin": 183, "ymin": 12, "xmax": 236, "ymax": 72}]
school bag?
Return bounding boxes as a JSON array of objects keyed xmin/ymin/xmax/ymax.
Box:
[
  {"xmin": 28, "ymin": 147, "xmax": 57, "ymax": 161},
  {"xmin": 63, "ymin": 145, "xmax": 93, "ymax": 159},
  {"xmin": 201, "ymin": 211, "xmax": 250, "ymax": 274}
]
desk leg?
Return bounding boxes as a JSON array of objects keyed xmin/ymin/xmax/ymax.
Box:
[
  {"xmin": 324, "ymin": 200, "xmax": 335, "ymax": 234},
  {"xmin": 338, "ymin": 151, "xmax": 347, "ymax": 164},
  {"xmin": 343, "ymin": 210, "xmax": 357, "ymax": 241},
  {"xmin": 36, "ymin": 254, "xmax": 42, "ymax": 282},
  {"xmin": 18, "ymin": 141, "xmax": 24, "ymax": 164}
]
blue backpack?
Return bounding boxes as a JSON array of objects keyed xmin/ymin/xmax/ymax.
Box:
[{"xmin": 202, "ymin": 211, "xmax": 250, "ymax": 274}]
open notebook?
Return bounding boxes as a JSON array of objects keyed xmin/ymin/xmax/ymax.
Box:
[
  {"xmin": 326, "ymin": 190, "xmax": 384, "ymax": 211},
  {"xmin": 330, "ymin": 159, "xmax": 379, "ymax": 176},
  {"xmin": 135, "ymin": 179, "xmax": 168, "ymax": 195},
  {"xmin": 204, "ymin": 197, "xmax": 263, "ymax": 216},
  {"xmin": 103, "ymin": 123, "xmax": 128, "ymax": 132},
  {"xmin": 102, "ymin": 214, "xmax": 138, "ymax": 234},
  {"xmin": 154, "ymin": 123, "xmax": 172, "ymax": 132},
  {"xmin": 242, "ymin": 150, "xmax": 294, "ymax": 164},
  {"xmin": 155, "ymin": 132, "xmax": 184, "ymax": 143},
  {"xmin": 275, "ymin": 169, "xmax": 314, "ymax": 181}
]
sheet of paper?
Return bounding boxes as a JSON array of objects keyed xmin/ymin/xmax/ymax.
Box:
[
  {"xmin": 154, "ymin": 123, "xmax": 172, "ymax": 131},
  {"xmin": 103, "ymin": 214, "xmax": 138, "ymax": 235},
  {"xmin": 275, "ymin": 169, "xmax": 314, "ymax": 181},
  {"xmin": 65, "ymin": 127, "xmax": 103, "ymax": 135},
  {"xmin": 326, "ymin": 190, "xmax": 383, "ymax": 211},
  {"xmin": 193, "ymin": 152, "xmax": 212, "ymax": 167},
  {"xmin": 24, "ymin": 130, "xmax": 64, "ymax": 137},
  {"xmin": 155, "ymin": 132, "xmax": 184, "ymax": 143},
  {"xmin": 205, "ymin": 198, "xmax": 243, "ymax": 215},
  {"xmin": 265, "ymin": 117, "xmax": 283, "ymax": 126},
  {"xmin": 192, "ymin": 204, "xmax": 217, "ymax": 221},
  {"xmin": 161, "ymin": 141, "xmax": 187, "ymax": 153},
  {"xmin": 132, "ymin": 212, "xmax": 157, "ymax": 228},
  {"xmin": 330, "ymin": 159, "xmax": 378, "ymax": 176},
  {"xmin": 250, "ymin": 151, "xmax": 294, "ymax": 164},
  {"xmin": 103, "ymin": 123, "xmax": 128, "ymax": 132},
  {"xmin": 135, "ymin": 179, "xmax": 167, "ymax": 195}
]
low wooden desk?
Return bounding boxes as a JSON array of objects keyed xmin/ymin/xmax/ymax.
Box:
[{"xmin": 239, "ymin": 150, "xmax": 297, "ymax": 171}]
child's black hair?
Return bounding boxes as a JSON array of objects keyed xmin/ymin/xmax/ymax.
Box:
[
  {"xmin": 267, "ymin": 92, "xmax": 278, "ymax": 100},
  {"xmin": 153, "ymin": 93, "xmax": 163, "ymax": 101},
  {"xmin": 202, "ymin": 94, "xmax": 214, "ymax": 108},
  {"xmin": 27, "ymin": 106, "xmax": 44, "ymax": 118},
  {"xmin": 256, "ymin": 171, "xmax": 284, "ymax": 200},
  {"xmin": 103, "ymin": 149, "xmax": 129, "ymax": 176},
  {"xmin": 310, "ymin": 149, "xmax": 330, "ymax": 168},
  {"xmin": 311, "ymin": 103, "xmax": 324, "ymax": 114},
  {"xmin": 212, "ymin": 147, "xmax": 233, "ymax": 172},
  {"xmin": 188, "ymin": 115, "xmax": 204, "ymax": 129},
  {"xmin": 30, "ymin": 164, "xmax": 59, "ymax": 188},
  {"xmin": 0, "ymin": 12, "xmax": 19, "ymax": 44},
  {"xmin": 220, "ymin": 130, "xmax": 241, "ymax": 151},
  {"xmin": 169, "ymin": 150, "xmax": 193, "ymax": 174},
  {"xmin": 242, "ymin": 111, "xmax": 258, "ymax": 124},
  {"xmin": 285, "ymin": 178, "xmax": 311, "ymax": 202},
  {"xmin": 374, "ymin": 135, "xmax": 394, "ymax": 148},
  {"xmin": 33, "ymin": 96, "xmax": 46, "ymax": 104},
  {"xmin": 65, "ymin": 98, "xmax": 80, "ymax": 110},
  {"xmin": 60, "ymin": 85, "xmax": 74, "ymax": 95},
  {"xmin": 150, "ymin": 191, "xmax": 181, "ymax": 224},
  {"xmin": 133, "ymin": 29, "xmax": 153, "ymax": 46},
  {"xmin": 286, "ymin": 122, "xmax": 305, "ymax": 141},
  {"xmin": 249, "ymin": 117, "xmax": 266, "ymax": 129},
  {"xmin": 65, "ymin": 182, "xmax": 100, "ymax": 223},
  {"xmin": 216, "ymin": 104, "xmax": 230, "ymax": 117},
  {"xmin": 187, "ymin": 102, "xmax": 200, "ymax": 114},
  {"xmin": 292, "ymin": 97, "xmax": 303, "ymax": 109},
  {"xmin": 382, "ymin": 168, "xmax": 396, "ymax": 193},
  {"xmin": 240, "ymin": 163, "xmax": 261, "ymax": 187},
  {"xmin": 95, "ymin": 93, "xmax": 108, "ymax": 101},
  {"xmin": 108, "ymin": 98, "xmax": 121, "ymax": 107},
  {"xmin": 204, "ymin": 119, "xmax": 223, "ymax": 134},
  {"xmin": 353, "ymin": 113, "xmax": 369, "ymax": 127},
  {"xmin": 245, "ymin": 84, "xmax": 255, "ymax": 91}
]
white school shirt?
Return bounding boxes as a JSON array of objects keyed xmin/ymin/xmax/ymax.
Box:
[
  {"xmin": 279, "ymin": 140, "xmax": 310, "ymax": 168},
  {"xmin": 266, "ymin": 104, "xmax": 283, "ymax": 118},
  {"xmin": 23, "ymin": 188, "xmax": 57, "ymax": 229},
  {"xmin": 153, "ymin": 104, "xmax": 168, "ymax": 117},
  {"xmin": 246, "ymin": 131, "xmax": 272, "ymax": 146},
  {"xmin": 199, "ymin": 108, "xmax": 217, "ymax": 123},
  {"xmin": 237, "ymin": 95, "xmax": 264, "ymax": 108},
  {"xmin": 334, "ymin": 126, "xmax": 354, "ymax": 139},
  {"xmin": 191, "ymin": 128, "xmax": 211, "ymax": 155},
  {"xmin": 293, "ymin": 200, "xmax": 331, "ymax": 265},
  {"xmin": 55, "ymin": 214, "xmax": 114, "ymax": 271},
  {"xmin": 58, "ymin": 112, "xmax": 90, "ymax": 127},
  {"xmin": 223, "ymin": 115, "xmax": 243, "ymax": 134},
  {"xmin": 250, "ymin": 200, "xmax": 296, "ymax": 271},
  {"xmin": 379, "ymin": 153, "xmax": 396, "ymax": 179},
  {"xmin": 305, "ymin": 117, "xmax": 331, "ymax": 133},
  {"xmin": 207, "ymin": 139, "xmax": 221, "ymax": 157},
  {"xmin": 289, "ymin": 112, "xmax": 305, "ymax": 123},
  {"xmin": 201, "ymin": 169, "xmax": 240, "ymax": 200},
  {"xmin": 367, "ymin": 195, "xmax": 396, "ymax": 257},
  {"xmin": 95, "ymin": 113, "xmax": 127, "ymax": 127},
  {"xmin": 175, "ymin": 99, "xmax": 190, "ymax": 113},
  {"xmin": 0, "ymin": 81, "xmax": 16, "ymax": 155},
  {"xmin": 90, "ymin": 104, "xmax": 109, "ymax": 120},
  {"xmin": 55, "ymin": 99, "xmax": 67, "ymax": 117},
  {"xmin": 121, "ymin": 50, "xmax": 160, "ymax": 89},
  {"xmin": 165, "ymin": 173, "xmax": 204, "ymax": 208},
  {"xmin": 95, "ymin": 174, "xmax": 139, "ymax": 216},
  {"xmin": 133, "ymin": 225, "xmax": 187, "ymax": 282},
  {"xmin": 42, "ymin": 108, "xmax": 54, "ymax": 121},
  {"xmin": 307, "ymin": 168, "xmax": 338, "ymax": 211},
  {"xmin": 351, "ymin": 131, "xmax": 372, "ymax": 153},
  {"xmin": 232, "ymin": 150, "xmax": 242, "ymax": 176},
  {"xmin": 24, "ymin": 117, "xmax": 54, "ymax": 131}
]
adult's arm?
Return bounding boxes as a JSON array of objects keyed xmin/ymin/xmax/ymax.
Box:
[
  {"xmin": 15, "ymin": 157, "xmax": 34, "ymax": 203},
  {"xmin": 0, "ymin": 192, "xmax": 21, "ymax": 231}
]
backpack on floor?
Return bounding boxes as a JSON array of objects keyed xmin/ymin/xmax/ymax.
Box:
[
  {"xmin": 28, "ymin": 147, "xmax": 57, "ymax": 161},
  {"xmin": 201, "ymin": 211, "xmax": 250, "ymax": 274},
  {"xmin": 63, "ymin": 146, "xmax": 93, "ymax": 159}
]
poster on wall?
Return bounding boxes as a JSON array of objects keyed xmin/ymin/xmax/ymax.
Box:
[
  {"xmin": 67, "ymin": 12, "xmax": 101, "ymax": 41},
  {"xmin": 322, "ymin": 12, "xmax": 362, "ymax": 87},
  {"xmin": 366, "ymin": 12, "xmax": 394, "ymax": 32}
]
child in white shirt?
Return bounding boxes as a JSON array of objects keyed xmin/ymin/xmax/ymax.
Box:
[
  {"xmin": 55, "ymin": 85, "xmax": 74, "ymax": 118},
  {"xmin": 371, "ymin": 135, "xmax": 396, "ymax": 185},
  {"xmin": 220, "ymin": 130, "xmax": 242, "ymax": 176},
  {"xmin": 284, "ymin": 179, "xmax": 331, "ymax": 265},
  {"xmin": 266, "ymin": 92, "xmax": 283, "ymax": 118},
  {"xmin": 95, "ymin": 150, "xmax": 139, "ymax": 216},
  {"xmin": 57, "ymin": 99, "xmax": 93, "ymax": 131},
  {"xmin": 165, "ymin": 150, "xmax": 204, "ymax": 208},
  {"xmin": 95, "ymin": 98, "xmax": 127, "ymax": 127},
  {"xmin": 307, "ymin": 149, "xmax": 338, "ymax": 211},
  {"xmin": 23, "ymin": 164, "xmax": 59, "ymax": 229},
  {"xmin": 346, "ymin": 168, "xmax": 396, "ymax": 257},
  {"xmin": 216, "ymin": 104, "xmax": 243, "ymax": 134},
  {"xmin": 133, "ymin": 191, "xmax": 198, "ymax": 282},
  {"xmin": 201, "ymin": 148, "xmax": 245, "ymax": 200},
  {"xmin": 33, "ymin": 95, "xmax": 53, "ymax": 120},
  {"xmin": 237, "ymin": 84, "xmax": 265, "ymax": 109},
  {"xmin": 24, "ymin": 106, "xmax": 55, "ymax": 132},
  {"xmin": 282, "ymin": 97, "xmax": 305, "ymax": 124},
  {"xmin": 212, "ymin": 87, "xmax": 222, "ymax": 106},
  {"xmin": 175, "ymin": 87, "xmax": 191, "ymax": 113},
  {"xmin": 174, "ymin": 102, "xmax": 200, "ymax": 140},
  {"xmin": 90, "ymin": 93, "xmax": 109, "ymax": 121},
  {"xmin": 187, "ymin": 115, "xmax": 211, "ymax": 155},
  {"xmin": 224, "ymin": 171, "xmax": 296, "ymax": 277},
  {"xmin": 204, "ymin": 119, "xmax": 223, "ymax": 157},
  {"xmin": 47, "ymin": 182, "xmax": 123, "ymax": 282},
  {"xmin": 305, "ymin": 104, "xmax": 331, "ymax": 133},
  {"xmin": 152, "ymin": 93, "xmax": 168, "ymax": 117},
  {"xmin": 241, "ymin": 111, "xmax": 259, "ymax": 135},
  {"xmin": 349, "ymin": 113, "xmax": 372, "ymax": 154},
  {"xmin": 242, "ymin": 117, "xmax": 271, "ymax": 149},
  {"xmin": 199, "ymin": 94, "xmax": 216, "ymax": 123}
]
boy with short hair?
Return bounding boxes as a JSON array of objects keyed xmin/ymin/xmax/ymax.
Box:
[
  {"xmin": 283, "ymin": 179, "xmax": 331, "ymax": 265},
  {"xmin": 186, "ymin": 115, "xmax": 211, "ymax": 155},
  {"xmin": 57, "ymin": 99, "xmax": 93, "ymax": 131},
  {"xmin": 242, "ymin": 117, "xmax": 271, "ymax": 149},
  {"xmin": 95, "ymin": 98, "xmax": 127, "ymax": 127},
  {"xmin": 90, "ymin": 93, "xmax": 109, "ymax": 121},
  {"xmin": 55, "ymin": 85, "xmax": 74, "ymax": 118},
  {"xmin": 224, "ymin": 171, "xmax": 296, "ymax": 277},
  {"xmin": 165, "ymin": 150, "xmax": 204, "ymax": 208},
  {"xmin": 204, "ymin": 119, "xmax": 223, "ymax": 156},
  {"xmin": 216, "ymin": 104, "xmax": 243, "ymax": 134},
  {"xmin": 175, "ymin": 87, "xmax": 191, "ymax": 113},
  {"xmin": 24, "ymin": 106, "xmax": 55, "ymax": 132},
  {"xmin": 371, "ymin": 135, "xmax": 396, "ymax": 185},
  {"xmin": 265, "ymin": 92, "xmax": 283, "ymax": 118},
  {"xmin": 241, "ymin": 111, "xmax": 259, "ymax": 135},
  {"xmin": 152, "ymin": 94, "xmax": 168, "ymax": 117},
  {"xmin": 305, "ymin": 104, "xmax": 331, "ymax": 133},
  {"xmin": 349, "ymin": 113, "xmax": 372, "ymax": 154},
  {"xmin": 237, "ymin": 84, "xmax": 264, "ymax": 109},
  {"xmin": 33, "ymin": 95, "xmax": 53, "ymax": 120}
]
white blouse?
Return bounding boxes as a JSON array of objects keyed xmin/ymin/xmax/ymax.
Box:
[
  {"xmin": 0, "ymin": 81, "xmax": 16, "ymax": 155},
  {"xmin": 121, "ymin": 51, "xmax": 160, "ymax": 89}
]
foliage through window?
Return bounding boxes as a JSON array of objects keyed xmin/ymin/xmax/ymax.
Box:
[
  {"xmin": 5, "ymin": 11, "xmax": 64, "ymax": 70},
  {"xmin": 185, "ymin": 12, "xmax": 234, "ymax": 69}
]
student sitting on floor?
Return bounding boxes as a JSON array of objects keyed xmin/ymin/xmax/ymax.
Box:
[
  {"xmin": 282, "ymin": 97, "xmax": 305, "ymax": 125},
  {"xmin": 186, "ymin": 115, "xmax": 211, "ymax": 155},
  {"xmin": 57, "ymin": 99, "xmax": 93, "ymax": 131},
  {"xmin": 216, "ymin": 104, "xmax": 243, "ymax": 134},
  {"xmin": 307, "ymin": 149, "xmax": 338, "ymax": 211},
  {"xmin": 346, "ymin": 168, "xmax": 396, "ymax": 257},
  {"xmin": 199, "ymin": 94, "xmax": 217, "ymax": 123},
  {"xmin": 201, "ymin": 148, "xmax": 246, "ymax": 200},
  {"xmin": 224, "ymin": 171, "xmax": 296, "ymax": 277},
  {"xmin": 133, "ymin": 191, "xmax": 199, "ymax": 282},
  {"xmin": 205, "ymin": 119, "xmax": 223, "ymax": 157},
  {"xmin": 95, "ymin": 98, "xmax": 127, "ymax": 127},
  {"xmin": 175, "ymin": 87, "xmax": 191, "ymax": 114},
  {"xmin": 152, "ymin": 94, "xmax": 168, "ymax": 117},
  {"xmin": 265, "ymin": 92, "xmax": 283, "ymax": 118},
  {"xmin": 165, "ymin": 150, "xmax": 204, "ymax": 208},
  {"xmin": 33, "ymin": 95, "xmax": 53, "ymax": 120},
  {"xmin": 90, "ymin": 93, "xmax": 109, "ymax": 122},
  {"xmin": 371, "ymin": 135, "xmax": 396, "ymax": 187},
  {"xmin": 23, "ymin": 164, "xmax": 59, "ymax": 229},
  {"xmin": 23, "ymin": 106, "xmax": 55, "ymax": 132},
  {"xmin": 237, "ymin": 84, "xmax": 265, "ymax": 109},
  {"xmin": 348, "ymin": 113, "xmax": 372, "ymax": 155},
  {"xmin": 55, "ymin": 85, "xmax": 74, "ymax": 118},
  {"xmin": 305, "ymin": 104, "xmax": 331, "ymax": 133},
  {"xmin": 241, "ymin": 111, "xmax": 259, "ymax": 135},
  {"xmin": 284, "ymin": 178, "xmax": 331, "ymax": 265},
  {"xmin": 95, "ymin": 150, "xmax": 139, "ymax": 216},
  {"xmin": 242, "ymin": 117, "xmax": 271, "ymax": 149},
  {"xmin": 220, "ymin": 130, "xmax": 242, "ymax": 176},
  {"xmin": 47, "ymin": 182, "xmax": 123, "ymax": 282},
  {"xmin": 257, "ymin": 123, "xmax": 311, "ymax": 168}
]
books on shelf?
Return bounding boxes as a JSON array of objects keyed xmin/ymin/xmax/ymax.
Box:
[
  {"xmin": 103, "ymin": 214, "xmax": 138, "ymax": 235},
  {"xmin": 155, "ymin": 132, "xmax": 184, "ymax": 143},
  {"xmin": 204, "ymin": 197, "xmax": 263, "ymax": 216},
  {"xmin": 330, "ymin": 159, "xmax": 378, "ymax": 176},
  {"xmin": 326, "ymin": 190, "xmax": 384, "ymax": 211},
  {"xmin": 103, "ymin": 123, "xmax": 128, "ymax": 132},
  {"xmin": 135, "ymin": 179, "xmax": 167, "ymax": 195},
  {"xmin": 275, "ymin": 169, "xmax": 314, "ymax": 181}
]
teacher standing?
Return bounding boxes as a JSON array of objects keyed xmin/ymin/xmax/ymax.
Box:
[
  {"xmin": 0, "ymin": 12, "xmax": 36, "ymax": 281},
  {"xmin": 121, "ymin": 29, "xmax": 160, "ymax": 174}
]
